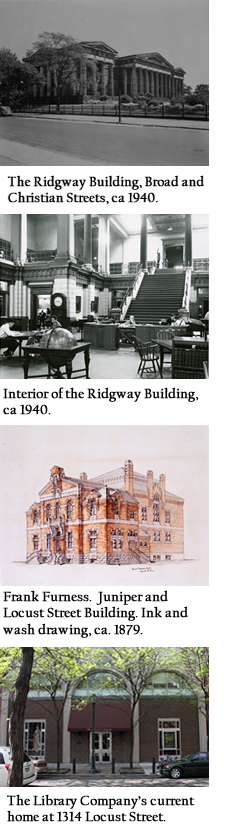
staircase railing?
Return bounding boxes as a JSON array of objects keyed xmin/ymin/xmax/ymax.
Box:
[
  {"xmin": 120, "ymin": 267, "xmax": 145, "ymax": 320},
  {"xmin": 182, "ymin": 268, "xmax": 191, "ymax": 311}
]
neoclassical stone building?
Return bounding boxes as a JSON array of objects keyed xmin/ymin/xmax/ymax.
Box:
[
  {"xmin": 28, "ymin": 41, "xmax": 185, "ymax": 103},
  {"xmin": 26, "ymin": 460, "xmax": 184, "ymax": 565}
]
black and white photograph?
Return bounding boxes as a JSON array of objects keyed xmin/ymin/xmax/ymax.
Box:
[
  {"xmin": 0, "ymin": 0, "xmax": 209, "ymax": 165},
  {"xmin": 0, "ymin": 213, "xmax": 209, "ymax": 380}
]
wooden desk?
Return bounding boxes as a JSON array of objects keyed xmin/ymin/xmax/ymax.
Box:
[
  {"xmin": 151, "ymin": 338, "xmax": 173, "ymax": 376},
  {"xmin": 83, "ymin": 323, "xmax": 119, "ymax": 350},
  {"xmin": 22, "ymin": 341, "xmax": 91, "ymax": 379}
]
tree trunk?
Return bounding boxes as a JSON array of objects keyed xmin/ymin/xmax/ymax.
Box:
[{"xmin": 8, "ymin": 648, "xmax": 34, "ymax": 786}]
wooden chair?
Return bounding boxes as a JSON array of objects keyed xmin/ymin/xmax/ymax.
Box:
[
  {"xmin": 157, "ymin": 327, "xmax": 175, "ymax": 371},
  {"xmin": 120, "ymin": 330, "xmax": 160, "ymax": 376}
]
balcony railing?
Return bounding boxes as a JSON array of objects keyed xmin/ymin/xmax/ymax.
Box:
[{"xmin": 26, "ymin": 249, "xmax": 57, "ymax": 262}]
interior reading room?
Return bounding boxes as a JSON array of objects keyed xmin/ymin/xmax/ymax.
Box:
[{"xmin": 0, "ymin": 213, "xmax": 209, "ymax": 379}]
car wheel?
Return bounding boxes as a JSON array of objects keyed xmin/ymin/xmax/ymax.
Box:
[{"xmin": 170, "ymin": 767, "xmax": 182, "ymax": 779}]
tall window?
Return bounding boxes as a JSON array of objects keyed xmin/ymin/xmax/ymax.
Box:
[
  {"xmin": 89, "ymin": 530, "xmax": 97, "ymax": 550},
  {"xmin": 46, "ymin": 534, "xmax": 52, "ymax": 551},
  {"xmin": 114, "ymin": 498, "xmax": 119, "ymax": 516},
  {"xmin": 56, "ymin": 502, "xmax": 60, "ymax": 520},
  {"xmin": 67, "ymin": 500, "xmax": 72, "ymax": 520},
  {"xmin": 142, "ymin": 507, "xmax": 147, "ymax": 521},
  {"xmin": 67, "ymin": 531, "xmax": 73, "ymax": 549},
  {"xmin": 24, "ymin": 721, "xmax": 46, "ymax": 759},
  {"xmin": 158, "ymin": 719, "xmax": 181, "ymax": 760},
  {"xmin": 153, "ymin": 495, "xmax": 160, "ymax": 522},
  {"xmin": 90, "ymin": 498, "xmax": 96, "ymax": 517},
  {"xmin": 33, "ymin": 510, "xmax": 38, "ymax": 524},
  {"xmin": 165, "ymin": 532, "xmax": 171, "ymax": 542},
  {"xmin": 33, "ymin": 535, "xmax": 39, "ymax": 551},
  {"xmin": 46, "ymin": 504, "xmax": 51, "ymax": 522},
  {"xmin": 165, "ymin": 511, "xmax": 170, "ymax": 524}
]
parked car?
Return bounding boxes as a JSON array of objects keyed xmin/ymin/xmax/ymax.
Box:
[
  {"xmin": 0, "ymin": 747, "xmax": 37, "ymax": 786},
  {"xmin": 0, "ymin": 105, "xmax": 13, "ymax": 116},
  {"xmin": 160, "ymin": 752, "xmax": 209, "ymax": 779}
]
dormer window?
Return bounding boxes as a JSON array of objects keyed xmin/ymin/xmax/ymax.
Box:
[{"xmin": 90, "ymin": 498, "xmax": 96, "ymax": 517}]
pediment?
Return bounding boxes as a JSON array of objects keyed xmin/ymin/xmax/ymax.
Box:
[{"xmin": 141, "ymin": 52, "xmax": 174, "ymax": 70}]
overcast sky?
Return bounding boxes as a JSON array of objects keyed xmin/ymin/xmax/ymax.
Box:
[
  {"xmin": 1, "ymin": 425, "xmax": 208, "ymax": 579},
  {"xmin": 0, "ymin": 0, "xmax": 209, "ymax": 88}
]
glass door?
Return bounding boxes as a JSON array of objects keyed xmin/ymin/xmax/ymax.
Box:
[{"xmin": 90, "ymin": 731, "xmax": 112, "ymax": 762}]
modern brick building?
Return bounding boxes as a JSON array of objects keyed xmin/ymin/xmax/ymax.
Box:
[
  {"xmin": 1, "ymin": 666, "xmax": 207, "ymax": 767},
  {"xmin": 26, "ymin": 460, "xmax": 184, "ymax": 565}
]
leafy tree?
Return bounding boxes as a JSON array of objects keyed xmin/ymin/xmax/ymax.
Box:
[
  {"xmin": 194, "ymin": 84, "xmax": 209, "ymax": 105},
  {"xmin": 8, "ymin": 648, "xmax": 34, "ymax": 786},
  {"xmin": 86, "ymin": 648, "xmax": 162, "ymax": 769},
  {"xmin": 29, "ymin": 648, "xmax": 94, "ymax": 769},
  {"xmin": 166, "ymin": 647, "xmax": 209, "ymax": 749},
  {"xmin": 25, "ymin": 32, "xmax": 95, "ymax": 109},
  {"xmin": 0, "ymin": 47, "xmax": 43, "ymax": 108}
]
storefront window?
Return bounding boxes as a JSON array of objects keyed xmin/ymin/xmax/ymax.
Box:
[{"xmin": 24, "ymin": 720, "xmax": 46, "ymax": 758}]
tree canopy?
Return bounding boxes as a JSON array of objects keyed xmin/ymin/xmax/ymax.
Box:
[
  {"xmin": 0, "ymin": 47, "xmax": 43, "ymax": 108},
  {"xmin": 25, "ymin": 32, "xmax": 94, "ymax": 109}
]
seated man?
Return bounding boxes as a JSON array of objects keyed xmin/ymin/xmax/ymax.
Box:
[{"xmin": 0, "ymin": 321, "xmax": 20, "ymax": 358}]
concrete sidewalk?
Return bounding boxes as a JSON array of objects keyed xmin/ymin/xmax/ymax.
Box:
[{"xmin": 14, "ymin": 112, "xmax": 209, "ymax": 131}]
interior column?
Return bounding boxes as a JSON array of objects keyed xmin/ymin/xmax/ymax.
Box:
[
  {"xmin": 98, "ymin": 216, "xmax": 109, "ymax": 274},
  {"xmin": 84, "ymin": 215, "xmax": 92, "ymax": 269},
  {"xmin": 185, "ymin": 215, "xmax": 192, "ymax": 267},
  {"xmin": 140, "ymin": 215, "xmax": 148, "ymax": 270},
  {"xmin": 55, "ymin": 215, "xmax": 74, "ymax": 262}
]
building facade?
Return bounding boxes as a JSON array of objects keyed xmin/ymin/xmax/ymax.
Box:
[
  {"xmin": 26, "ymin": 461, "xmax": 184, "ymax": 565},
  {"xmin": 1, "ymin": 667, "xmax": 207, "ymax": 767},
  {"xmin": 28, "ymin": 42, "xmax": 185, "ymax": 104}
]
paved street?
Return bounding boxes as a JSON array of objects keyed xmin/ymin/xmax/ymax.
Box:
[
  {"xmin": 0, "ymin": 115, "xmax": 208, "ymax": 166},
  {"xmin": 32, "ymin": 775, "xmax": 208, "ymax": 787}
]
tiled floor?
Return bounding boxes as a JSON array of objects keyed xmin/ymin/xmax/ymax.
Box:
[{"xmin": 0, "ymin": 345, "xmax": 171, "ymax": 380}]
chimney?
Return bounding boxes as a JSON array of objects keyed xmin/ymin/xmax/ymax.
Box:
[
  {"xmin": 160, "ymin": 474, "xmax": 166, "ymax": 503},
  {"xmin": 124, "ymin": 460, "xmax": 134, "ymax": 495},
  {"xmin": 80, "ymin": 472, "xmax": 88, "ymax": 481},
  {"xmin": 147, "ymin": 470, "xmax": 153, "ymax": 501}
]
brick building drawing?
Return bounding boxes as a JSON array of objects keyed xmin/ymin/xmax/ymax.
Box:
[{"xmin": 26, "ymin": 460, "xmax": 184, "ymax": 565}]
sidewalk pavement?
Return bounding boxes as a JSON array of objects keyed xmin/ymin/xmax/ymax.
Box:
[
  {"xmin": 32, "ymin": 774, "xmax": 209, "ymax": 787},
  {"xmin": 14, "ymin": 113, "xmax": 208, "ymax": 131}
]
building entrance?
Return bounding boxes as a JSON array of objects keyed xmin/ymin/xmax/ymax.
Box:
[
  {"xmin": 165, "ymin": 245, "xmax": 183, "ymax": 268},
  {"xmin": 90, "ymin": 731, "xmax": 112, "ymax": 762}
]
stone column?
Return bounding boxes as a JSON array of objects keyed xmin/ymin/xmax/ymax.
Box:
[
  {"xmin": 84, "ymin": 215, "xmax": 92, "ymax": 269},
  {"xmin": 108, "ymin": 63, "xmax": 114, "ymax": 97},
  {"xmin": 144, "ymin": 70, "xmax": 149, "ymax": 94},
  {"xmin": 101, "ymin": 62, "xmax": 106, "ymax": 96},
  {"xmin": 149, "ymin": 71, "xmax": 154, "ymax": 96},
  {"xmin": 139, "ymin": 68, "xmax": 144, "ymax": 93},
  {"xmin": 123, "ymin": 67, "xmax": 128, "ymax": 95},
  {"xmin": 56, "ymin": 215, "xmax": 74, "ymax": 262},
  {"xmin": 140, "ymin": 215, "xmax": 147, "ymax": 270},
  {"xmin": 168, "ymin": 74, "xmax": 172, "ymax": 98},
  {"xmin": 185, "ymin": 215, "xmax": 192, "ymax": 267},
  {"xmin": 11, "ymin": 214, "xmax": 27, "ymax": 264},
  {"xmin": 81, "ymin": 58, "xmax": 87, "ymax": 99},
  {"xmin": 92, "ymin": 64, "xmax": 97, "ymax": 98},
  {"xmin": 155, "ymin": 72, "xmax": 159, "ymax": 98},
  {"xmin": 131, "ymin": 65, "xmax": 138, "ymax": 97},
  {"xmin": 98, "ymin": 216, "xmax": 110, "ymax": 273}
]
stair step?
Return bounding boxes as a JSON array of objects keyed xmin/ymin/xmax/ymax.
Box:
[{"xmin": 125, "ymin": 270, "xmax": 185, "ymax": 324}]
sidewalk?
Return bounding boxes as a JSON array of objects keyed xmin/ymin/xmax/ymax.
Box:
[{"xmin": 14, "ymin": 112, "xmax": 208, "ymax": 131}]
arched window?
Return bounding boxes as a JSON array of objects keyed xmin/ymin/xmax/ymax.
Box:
[
  {"xmin": 73, "ymin": 671, "xmax": 129, "ymax": 698},
  {"xmin": 153, "ymin": 494, "xmax": 160, "ymax": 522},
  {"xmin": 142, "ymin": 671, "xmax": 196, "ymax": 698}
]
